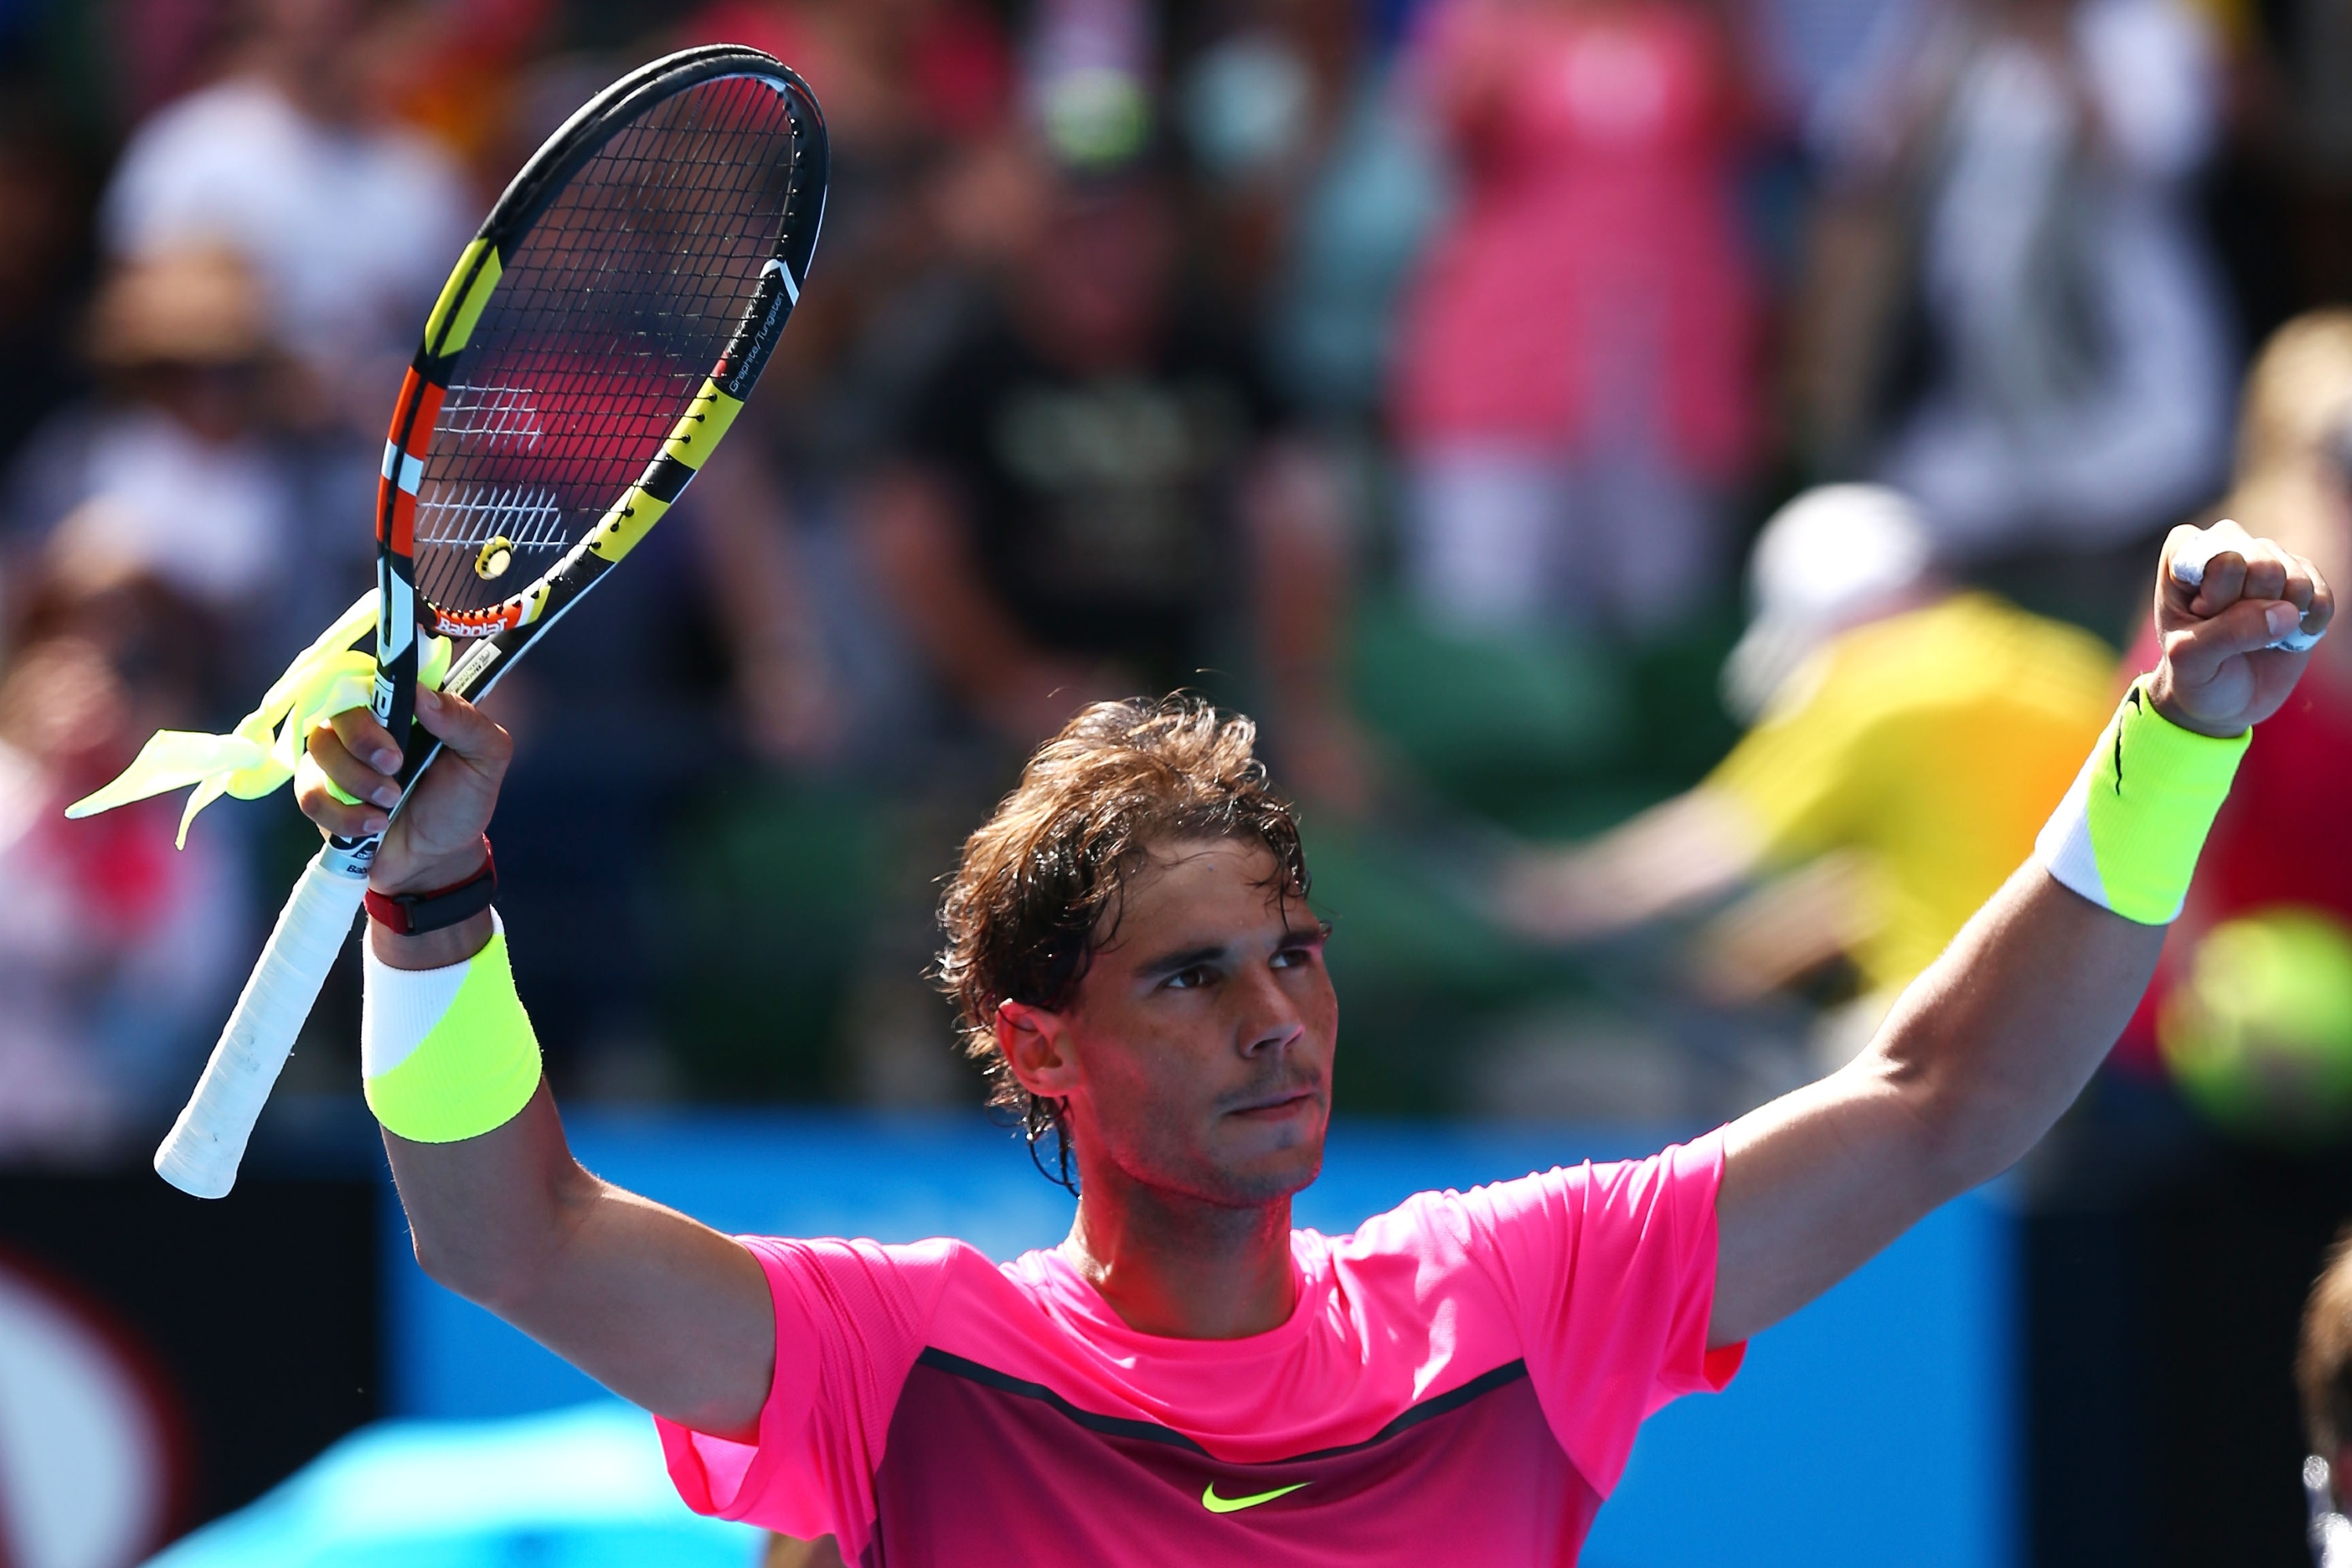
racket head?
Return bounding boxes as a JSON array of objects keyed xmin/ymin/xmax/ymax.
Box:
[{"xmin": 368, "ymin": 45, "xmax": 826, "ymax": 800}]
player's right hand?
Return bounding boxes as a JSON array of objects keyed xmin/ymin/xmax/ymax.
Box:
[
  {"xmin": 296, "ymin": 688, "xmax": 512, "ymax": 897},
  {"xmin": 2148, "ymin": 518, "xmax": 2332, "ymax": 739}
]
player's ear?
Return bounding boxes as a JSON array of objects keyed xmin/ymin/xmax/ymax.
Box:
[{"xmin": 997, "ymin": 1000, "xmax": 1077, "ymax": 1097}]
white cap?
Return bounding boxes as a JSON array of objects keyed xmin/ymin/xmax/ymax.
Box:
[{"xmin": 1723, "ymin": 485, "xmax": 1934, "ymax": 720}]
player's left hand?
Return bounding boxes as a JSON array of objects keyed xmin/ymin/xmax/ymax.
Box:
[{"xmin": 2148, "ymin": 518, "xmax": 2333, "ymax": 738}]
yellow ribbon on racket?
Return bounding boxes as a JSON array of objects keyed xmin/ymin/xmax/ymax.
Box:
[{"xmin": 64, "ymin": 590, "xmax": 452, "ymax": 847}]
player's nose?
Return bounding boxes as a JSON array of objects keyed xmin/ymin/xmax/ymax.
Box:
[{"xmin": 1234, "ymin": 967, "xmax": 1307, "ymax": 1058}]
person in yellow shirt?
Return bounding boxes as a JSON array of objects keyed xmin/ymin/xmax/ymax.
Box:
[{"xmin": 1505, "ymin": 484, "xmax": 2118, "ymax": 1051}]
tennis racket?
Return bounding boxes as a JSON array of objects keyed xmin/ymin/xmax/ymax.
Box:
[{"xmin": 154, "ymin": 44, "xmax": 828, "ymax": 1197}]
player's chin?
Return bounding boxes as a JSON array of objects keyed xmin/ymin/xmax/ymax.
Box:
[{"xmin": 1211, "ymin": 1094, "xmax": 1328, "ymax": 1188}]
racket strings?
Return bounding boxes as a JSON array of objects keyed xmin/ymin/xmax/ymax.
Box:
[{"xmin": 413, "ymin": 74, "xmax": 805, "ymax": 615}]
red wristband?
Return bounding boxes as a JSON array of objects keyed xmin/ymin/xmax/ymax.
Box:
[{"xmin": 365, "ymin": 837, "xmax": 496, "ymax": 935}]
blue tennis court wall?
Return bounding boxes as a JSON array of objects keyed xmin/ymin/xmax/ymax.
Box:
[{"xmin": 382, "ymin": 1111, "xmax": 2015, "ymax": 1568}]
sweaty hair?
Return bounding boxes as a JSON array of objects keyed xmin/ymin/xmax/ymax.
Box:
[
  {"xmin": 936, "ymin": 696, "xmax": 1310, "ymax": 1182},
  {"xmin": 2300, "ymin": 1225, "xmax": 2352, "ymax": 1464}
]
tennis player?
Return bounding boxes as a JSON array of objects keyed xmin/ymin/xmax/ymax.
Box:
[{"xmin": 300, "ymin": 520, "xmax": 2326, "ymax": 1564}]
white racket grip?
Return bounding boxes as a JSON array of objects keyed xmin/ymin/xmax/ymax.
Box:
[{"xmin": 154, "ymin": 847, "xmax": 368, "ymax": 1197}]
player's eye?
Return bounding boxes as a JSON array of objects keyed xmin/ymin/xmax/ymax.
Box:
[{"xmin": 1163, "ymin": 966, "xmax": 1213, "ymax": 991}]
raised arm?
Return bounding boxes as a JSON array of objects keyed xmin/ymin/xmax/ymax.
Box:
[
  {"xmin": 1708, "ymin": 521, "xmax": 2335, "ymax": 1346},
  {"xmin": 298, "ymin": 688, "xmax": 773, "ymax": 1438}
]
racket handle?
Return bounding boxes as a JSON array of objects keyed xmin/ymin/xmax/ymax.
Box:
[{"xmin": 154, "ymin": 846, "xmax": 369, "ymax": 1198}]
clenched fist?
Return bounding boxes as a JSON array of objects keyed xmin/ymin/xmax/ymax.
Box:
[{"xmin": 2148, "ymin": 518, "xmax": 2333, "ymax": 739}]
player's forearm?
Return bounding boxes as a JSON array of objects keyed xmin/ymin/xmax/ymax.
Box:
[
  {"xmin": 1871, "ymin": 863, "xmax": 2161, "ymax": 1187},
  {"xmin": 1713, "ymin": 521, "xmax": 2330, "ymax": 1347},
  {"xmin": 1712, "ymin": 864, "xmax": 2160, "ymax": 1342},
  {"xmin": 383, "ymin": 1078, "xmax": 588, "ymax": 1306},
  {"xmin": 371, "ymin": 919, "xmax": 775, "ymax": 1436}
]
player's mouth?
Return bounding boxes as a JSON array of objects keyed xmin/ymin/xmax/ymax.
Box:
[{"xmin": 1225, "ymin": 1084, "xmax": 1321, "ymax": 1122}]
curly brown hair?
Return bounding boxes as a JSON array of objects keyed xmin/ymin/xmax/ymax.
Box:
[
  {"xmin": 2300, "ymin": 1225, "xmax": 2352, "ymax": 1464},
  {"xmin": 936, "ymin": 695, "xmax": 1311, "ymax": 1184}
]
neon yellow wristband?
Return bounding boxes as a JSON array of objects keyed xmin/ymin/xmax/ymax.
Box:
[
  {"xmin": 2034, "ymin": 680, "xmax": 2250, "ymax": 924},
  {"xmin": 361, "ymin": 913, "xmax": 543, "ymax": 1142}
]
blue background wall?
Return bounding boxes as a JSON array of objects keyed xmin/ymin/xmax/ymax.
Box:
[{"xmin": 383, "ymin": 1111, "xmax": 2016, "ymax": 1567}]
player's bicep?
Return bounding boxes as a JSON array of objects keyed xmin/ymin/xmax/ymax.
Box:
[
  {"xmin": 553, "ymin": 1185, "xmax": 780, "ymax": 1441},
  {"xmin": 1706, "ymin": 1051, "xmax": 1947, "ymax": 1348}
]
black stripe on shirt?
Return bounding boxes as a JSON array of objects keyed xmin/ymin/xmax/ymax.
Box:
[{"xmin": 912, "ymin": 1348, "xmax": 1531, "ymax": 1465}]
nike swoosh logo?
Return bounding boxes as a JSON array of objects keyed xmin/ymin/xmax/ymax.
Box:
[
  {"xmin": 2115, "ymin": 688, "xmax": 2140, "ymax": 793},
  {"xmin": 1201, "ymin": 1481, "xmax": 1308, "ymax": 1513}
]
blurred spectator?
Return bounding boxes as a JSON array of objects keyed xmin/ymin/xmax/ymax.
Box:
[
  {"xmin": 1757, "ymin": 0, "xmax": 1897, "ymax": 127},
  {"xmin": 657, "ymin": 0, "xmax": 1018, "ymax": 768},
  {"xmin": 2, "ymin": 249, "xmax": 296, "ymax": 685},
  {"xmin": 1797, "ymin": 0, "xmax": 2234, "ymax": 558},
  {"xmin": 98, "ymin": 0, "xmax": 472, "ymax": 430},
  {"xmin": 100, "ymin": 0, "xmax": 241, "ymax": 129},
  {"xmin": 2303, "ymin": 1226, "xmax": 2352, "ymax": 1566},
  {"xmin": 2117, "ymin": 311, "xmax": 2352, "ymax": 1075},
  {"xmin": 2283, "ymin": 0, "xmax": 2352, "ymax": 309},
  {"xmin": 864, "ymin": 149, "xmax": 1369, "ymax": 807},
  {"xmin": 371, "ymin": 0, "xmax": 557, "ymax": 172},
  {"xmin": 1393, "ymin": 0, "xmax": 1766, "ymax": 637},
  {"xmin": 1502, "ymin": 484, "xmax": 2115, "ymax": 1060},
  {"xmin": 0, "ymin": 546, "xmax": 242, "ymax": 1160},
  {"xmin": 680, "ymin": 0, "xmax": 1014, "ymax": 309},
  {"xmin": 1028, "ymin": 0, "xmax": 1157, "ymax": 169},
  {"xmin": 1176, "ymin": 0, "xmax": 1446, "ymax": 425},
  {"xmin": 0, "ymin": 104, "xmax": 93, "ymax": 477}
]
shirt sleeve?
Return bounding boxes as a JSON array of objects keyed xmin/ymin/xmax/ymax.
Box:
[
  {"xmin": 1446, "ymin": 1131, "xmax": 1744, "ymax": 1497},
  {"xmin": 655, "ymin": 1235, "xmax": 965, "ymax": 1542}
]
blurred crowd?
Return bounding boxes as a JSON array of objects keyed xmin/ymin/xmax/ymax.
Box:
[{"xmin": 6, "ymin": 0, "xmax": 2352, "ymax": 1160}]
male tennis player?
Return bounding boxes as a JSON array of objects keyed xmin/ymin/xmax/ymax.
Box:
[{"xmin": 302, "ymin": 521, "xmax": 2326, "ymax": 1564}]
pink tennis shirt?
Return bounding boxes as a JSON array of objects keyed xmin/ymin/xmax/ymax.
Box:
[{"xmin": 658, "ymin": 1131, "xmax": 1743, "ymax": 1566}]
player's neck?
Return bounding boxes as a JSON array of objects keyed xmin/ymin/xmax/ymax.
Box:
[{"xmin": 1061, "ymin": 1174, "xmax": 1295, "ymax": 1341}]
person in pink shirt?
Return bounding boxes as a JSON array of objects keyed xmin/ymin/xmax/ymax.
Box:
[
  {"xmin": 298, "ymin": 521, "xmax": 2328, "ymax": 1566},
  {"xmin": 1395, "ymin": 0, "xmax": 1762, "ymax": 634}
]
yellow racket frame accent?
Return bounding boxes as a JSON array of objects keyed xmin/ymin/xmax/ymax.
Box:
[
  {"xmin": 588, "ymin": 379, "xmax": 745, "ymax": 564},
  {"xmin": 423, "ymin": 239, "xmax": 504, "ymax": 356}
]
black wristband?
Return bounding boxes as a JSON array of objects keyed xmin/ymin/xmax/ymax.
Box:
[{"xmin": 365, "ymin": 838, "xmax": 496, "ymax": 935}]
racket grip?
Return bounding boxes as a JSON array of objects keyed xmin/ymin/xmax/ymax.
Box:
[{"xmin": 154, "ymin": 846, "xmax": 368, "ymax": 1198}]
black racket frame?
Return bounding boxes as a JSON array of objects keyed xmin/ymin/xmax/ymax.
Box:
[{"xmin": 348, "ymin": 44, "xmax": 827, "ymax": 872}]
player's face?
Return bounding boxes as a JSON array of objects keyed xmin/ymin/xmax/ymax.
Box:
[{"xmin": 1058, "ymin": 837, "xmax": 1336, "ymax": 1207}]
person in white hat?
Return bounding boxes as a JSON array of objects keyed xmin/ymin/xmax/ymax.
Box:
[{"xmin": 1503, "ymin": 483, "xmax": 2118, "ymax": 1054}]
